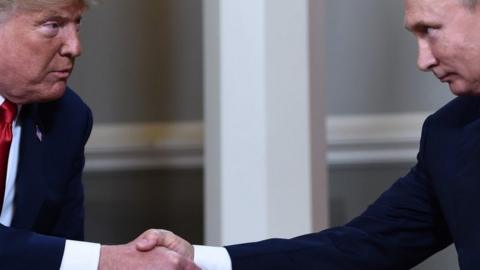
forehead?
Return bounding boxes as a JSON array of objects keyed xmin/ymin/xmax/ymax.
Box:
[{"xmin": 404, "ymin": 0, "xmax": 462, "ymax": 29}]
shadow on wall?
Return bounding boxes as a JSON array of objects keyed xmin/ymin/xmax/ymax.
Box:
[
  {"xmin": 70, "ymin": 0, "xmax": 204, "ymax": 123},
  {"xmin": 83, "ymin": 169, "xmax": 204, "ymax": 245}
]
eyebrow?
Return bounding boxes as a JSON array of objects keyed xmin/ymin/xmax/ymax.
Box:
[
  {"xmin": 404, "ymin": 20, "xmax": 436, "ymax": 32},
  {"xmin": 35, "ymin": 10, "xmax": 83, "ymax": 24},
  {"xmin": 405, "ymin": 21, "xmax": 422, "ymax": 31}
]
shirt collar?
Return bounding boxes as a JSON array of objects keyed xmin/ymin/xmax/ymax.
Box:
[{"xmin": 0, "ymin": 95, "xmax": 22, "ymax": 124}]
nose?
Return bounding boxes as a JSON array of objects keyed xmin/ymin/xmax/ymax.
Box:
[
  {"xmin": 416, "ymin": 38, "xmax": 437, "ymax": 71},
  {"xmin": 60, "ymin": 26, "xmax": 82, "ymax": 58}
]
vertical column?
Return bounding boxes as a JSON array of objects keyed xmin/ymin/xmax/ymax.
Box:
[
  {"xmin": 309, "ymin": 0, "xmax": 329, "ymax": 233},
  {"xmin": 204, "ymin": 0, "xmax": 328, "ymax": 246}
]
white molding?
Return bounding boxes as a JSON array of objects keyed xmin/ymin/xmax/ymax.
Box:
[
  {"xmin": 84, "ymin": 122, "xmax": 203, "ymax": 172},
  {"xmin": 327, "ymin": 112, "xmax": 428, "ymax": 166},
  {"xmin": 84, "ymin": 112, "xmax": 430, "ymax": 171}
]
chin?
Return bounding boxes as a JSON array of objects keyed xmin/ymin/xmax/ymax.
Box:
[
  {"xmin": 448, "ymin": 81, "xmax": 477, "ymax": 96},
  {"xmin": 450, "ymin": 88, "xmax": 471, "ymax": 96},
  {"xmin": 13, "ymin": 82, "xmax": 67, "ymax": 104},
  {"xmin": 40, "ymin": 84, "xmax": 67, "ymax": 102}
]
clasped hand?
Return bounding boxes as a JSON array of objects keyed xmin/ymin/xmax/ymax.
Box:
[{"xmin": 99, "ymin": 229, "xmax": 199, "ymax": 270}]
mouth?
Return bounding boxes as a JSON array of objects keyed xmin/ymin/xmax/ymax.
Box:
[
  {"xmin": 50, "ymin": 68, "xmax": 73, "ymax": 79},
  {"xmin": 436, "ymin": 72, "xmax": 455, "ymax": 83}
]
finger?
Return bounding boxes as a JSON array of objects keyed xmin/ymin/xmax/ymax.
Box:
[
  {"xmin": 191, "ymin": 263, "xmax": 202, "ymax": 270},
  {"xmin": 148, "ymin": 229, "xmax": 181, "ymax": 250},
  {"xmin": 135, "ymin": 228, "xmax": 167, "ymax": 251},
  {"xmin": 135, "ymin": 229, "xmax": 194, "ymax": 259},
  {"xmin": 181, "ymin": 262, "xmax": 201, "ymax": 270},
  {"xmin": 155, "ymin": 229, "xmax": 178, "ymax": 247},
  {"xmin": 136, "ymin": 231, "xmax": 159, "ymax": 251},
  {"xmin": 135, "ymin": 229, "xmax": 178, "ymax": 251},
  {"xmin": 154, "ymin": 246, "xmax": 199, "ymax": 270},
  {"xmin": 185, "ymin": 259, "xmax": 202, "ymax": 270},
  {"xmin": 156, "ymin": 230, "xmax": 195, "ymax": 260},
  {"xmin": 176, "ymin": 254, "xmax": 201, "ymax": 270}
]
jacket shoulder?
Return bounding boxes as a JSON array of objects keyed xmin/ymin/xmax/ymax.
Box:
[
  {"xmin": 38, "ymin": 87, "xmax": 91, "ymax": 123},
  {"xmin": 427, "ymin": 96, "xmax": 480, "ymax": 128}
]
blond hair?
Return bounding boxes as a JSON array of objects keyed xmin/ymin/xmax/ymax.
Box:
[
  {"xmin": 0, "ymin": 0, "xmax": 94, "ymax": 22},
  {"xmin": 0, "ymin": 0, "xmax": 93, "ymax": 13}
]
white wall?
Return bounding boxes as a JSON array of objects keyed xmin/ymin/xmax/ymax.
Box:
[{"xmin": 325, "ymin": 0, "xmax": 453, "ymax": 115}]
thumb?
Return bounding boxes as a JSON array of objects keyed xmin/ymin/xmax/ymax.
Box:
[{"xmin": 136, "ymin": 231, "xmax": 161, "ymax": 251}]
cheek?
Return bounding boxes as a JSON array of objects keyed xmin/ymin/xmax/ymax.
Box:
[
  {"xmin": 452, "ymin": 47, "xmax": 480, "ymax": 77},
  {"xmin": 1, "ymin": 44, "xmax": 39, "ymax": 76},
  {"xmin": 11, "ymin": 39, "xmax": 59, "ymax": 78},
  {"xmin": 17, "ymin": 52, "xmax": 58, "ymax": 82},
  {"xmin": 432, "ymin": 40, "xmax": 463, "ymax": 68},
  {"xmin": 0, "ymin": 48, "xmax": 59, "ymax": 93}
]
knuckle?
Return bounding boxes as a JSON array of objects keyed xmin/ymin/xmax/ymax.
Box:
[
  {"xmin": 157, "ymin": 229, "xmax": 174, "ymax": 239},
  {"xmin": 167, "ymin": 252, "xmax": 182, "ymax": 265},
  {"xmin": 157, "ymin": 229, "xmax": 172, "ymax": 234},
  {"xmin": 145, "ymin": 228, "xmax": 158, "ymax": 235}
]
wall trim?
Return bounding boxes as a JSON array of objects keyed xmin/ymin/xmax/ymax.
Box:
[
  {"xmin": 85, "ymin": 122, "xmax": 203, "ymax": 172},
  {"xmin": 327, "ymin": 112, "xmax": 428, "ymax": 166},
  {"xmin": 85, "ymin": 112, "xmax": 430, "ymax": 171}
]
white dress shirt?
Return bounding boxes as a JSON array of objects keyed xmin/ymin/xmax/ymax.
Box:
[
  {"xmin": 0, "ymin": 96, "xmax": 100, "ymax": 270},
  {"xmin": 193, "ymin": 245, "xmax": 232, "ymax": 270}
]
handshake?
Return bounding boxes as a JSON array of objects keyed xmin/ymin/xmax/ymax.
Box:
[{"xmin": 99, "ymin": 229, "xmax": 200, "ymax": 270}]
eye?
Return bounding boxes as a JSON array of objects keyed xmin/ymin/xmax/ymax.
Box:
[
  {"xmin": 426, "ymin": 27, "xmax": 436, "ymax": 34},
  {"xmin": 39, "ymin": 21, "xmax": 62, "ymax": 37}
]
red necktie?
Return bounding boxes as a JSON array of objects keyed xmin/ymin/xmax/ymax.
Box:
[{"xmin": 0, "ymin": 100, "xmax": 17, "ymax": 212}]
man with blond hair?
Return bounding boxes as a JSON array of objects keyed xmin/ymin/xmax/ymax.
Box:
[
  {"xmin": 0, "ymin": 0, "xmax": 199, "ymax": 269},
  {"xmin": 140, "ymin": 0, "xmax": 480, "ymax": 268}
]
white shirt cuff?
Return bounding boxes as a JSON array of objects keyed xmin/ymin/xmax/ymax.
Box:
[
  {"xmin": 59, "ymin": 240, "xmax": 101, "ymax": 270},
  {"xmin": 193, "ymin": 245, "xmax": 232, "ymax": 270}
]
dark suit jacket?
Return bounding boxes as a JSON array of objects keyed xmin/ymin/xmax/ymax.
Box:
[
  {"xmin": 0, "ymin": 88, "xmax": 92, "ymax": 269},
  {"xmin": 227, "ymin": 96, "xmax": 480, "ymax": 269}
]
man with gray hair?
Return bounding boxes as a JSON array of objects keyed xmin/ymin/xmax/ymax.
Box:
[
  {"xmin": 138, "ymin": 0, "xmax": 480, "ymax": 268},
  {"xmin": 0, "ymin": 0, "xmax": 199, "ymax": 269}
]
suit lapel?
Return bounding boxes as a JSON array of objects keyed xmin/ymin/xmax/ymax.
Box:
[{"xmin": 11, "ymin": 104, "xmax": 46, "ymax": 229}]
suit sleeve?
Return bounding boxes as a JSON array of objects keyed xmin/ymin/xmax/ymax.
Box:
[
  {"xmin": 0, "ymin": 224, "xmax": 66, "ymax": 269},
  {"xmin": 226, "ymin": 116, "xmax": 453, "ymax": 270},
  {"xmin": 49, "ymin": 105, "xmax": 93, "ymax": 241}
]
